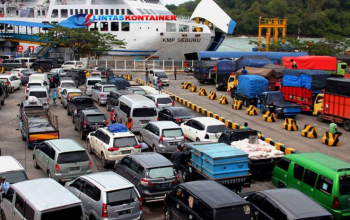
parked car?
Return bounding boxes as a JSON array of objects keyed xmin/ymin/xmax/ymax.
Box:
[
  {"xmin": 15, "ymin": 57, "xmax": 36, "ymax": 68},
  {"xmin": 158, "ymin": 107, "xmax": 194, "ymax": 124},
  {"xmin": 106, "ymin": 90, "xmax": 132, "ymax": 112},
  {"xmin": 114, "ymin": 152, "xmax": 179, "ymax": 202},
  {"xmin": 61, "ymin": 61, "xmax": 84, "ymax": 69},
  {"xmin": 125, "ymin": 87, "xmax": 147, "ymax": 96},
  {"xmin": 85, "ymin": 77, "xmax": 102, "ymax": 96},
  {"xmin": 60, "ymin": 88, "xmax": 83, "ymax": 108},
  {"xmin": 181, "ymin": 117, "xmax": 227, "ymax": 142},
  {"xmin": 95, "ymin": 67, "xmax": 114, "ymax": 78},
  {"xmin": 33, "ymin": 139, "xmax": 92, "ymax": 182},
  {"xmin": 66, "ymin": 69, "xmax": 87, "ymax": 86},
  {"xmin": 67, "ymin": 96, "xmax": 97, "ymax": 116},
  {"xmin": 140, "ymin": 121, "xmax": 185, "ymax": 154},
  {"xmin": 57, "ymin": 79, "xmax": 76, "ymax": 98},
  {"xmin": 145, "ymin": 94, "xmax": 174, "ymax": 110},
  {"xmin": 91, "ymin": 82, "xmax": 117, "ymax": 106},
  {"xmin": 0, "ymin": 82, "xmax": 6, "ymax": 109},
  {"xmin": 10, "ymin": 68, "xmax": 32, "ymax": 77},
  {"xmin": 25, "ymin": 80, "xmax": 48, "ymax": 98},
  {"xmin": 47, "ymin": 70, "xmax": 60, "ymax": 88},
  {"xmin": 164, "ymin": 180, "xmax": 253, "ymax": 220},
  {"xmin": 0, "ymin": 59, "xmax": 26, "ymax": 70},
  {"xmin": 0, "ymin": 156, "xmax": 29, "ymax": 183},
  {"xmin": 65, "ymin": 172, "xmax": 143, "ymax": 220},
  {"xmin": 0, "ymin": 75, "xmax": 22, "ymax": 93},
  {"xmin": 86, "ymin": 126, "xmax": 141, "ymax": 168},
  {"xmin": 242, "ymin": 189, "xmax": 333, "ymax": 220},
  {"xmin": 29, "ymin": 73, "xmax": 50, "ymax": 90},
  {"xmin": 30, "ymin": 58, "xmax": 58, "ymax": 71},
  {"xmin": 28, "ymin": 86, "xmax": 50, "ymax": 109},
  {"xmin": 73, "ymin": 109, "xmax": 107, "ymax": 140},
  {"xmin": 50, "ymin": 68, "xmax": 70, "ymax": 77},
  {"xmin": 149, "ymin": 69, "xmax": 169, "ymax": 86},
  {"xmin": 12, "ymin": 69, "xmax": 37, "ymax": 85}
]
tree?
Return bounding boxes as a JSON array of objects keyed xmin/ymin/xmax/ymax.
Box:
[
  {"xmin": 165, "ymin": 4, "xmax": 178, "ymax": 11},
  {"xmin": 267, "ymin": 0, "xmax": 289, "ymax": 18}
]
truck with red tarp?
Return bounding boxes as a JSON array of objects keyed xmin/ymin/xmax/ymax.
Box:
[
  {"xmin": 316, "ymin": 78, "xmax": 350, "ymax": 131},
  {"xmin": 282, "ymin": 56, "xmax": 347, "ymax": 76}
]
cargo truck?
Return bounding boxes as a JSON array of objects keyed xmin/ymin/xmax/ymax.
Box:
[{"xmin": 315, "ymin": 78, "xmax": 350, "ymax": 131}]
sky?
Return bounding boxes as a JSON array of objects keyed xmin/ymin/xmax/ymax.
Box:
[{"xmin": 161, "ymin": 0, "xmax": 193, "ymax": 5}]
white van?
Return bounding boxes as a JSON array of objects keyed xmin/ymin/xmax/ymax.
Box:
[
  {"xmin": 29, "ymin": 74, "xmax": 50, "ymax": 91},
  {"xmin": 15, "ymin": 57, "xmax": 37, "ymax": 68},
  {"xmin": 0, "ymin": 156, "xmax": 29, "ymax": 184},
  {"xmin": 113, "ymin": 94, "xmax": 158, "ymax": 132},
  {"xmin": 0, "ymin": 178, "xmax": 85, "ymax": 220},
  {"xmin": 85, "ymin": 77, "xmax": 102, "ymax": 96},
  {"xmin": 28, "ymin": 87, "xmax": 50, "ymax": 109}
]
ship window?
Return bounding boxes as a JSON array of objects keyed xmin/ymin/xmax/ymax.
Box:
[
  {"xmin": 80, "ymin": 9, "xmax": 83, "ymax": 13},
  {"xmin": 70, "ymin": 9, "xmax": 73, "ymax": 15},
  {"xmin": 111, "ymin": 22, "xmax": 119, "ymax": 31},
  {"xmin": 42, "ymin": 10, "xmax": 45, "ymax": 16},
  {"xmin": 143, "ymin": 9, "xmax": 151, "ymax": 15},
  {"xmin": 90, "ymin": 9, "xmax": 93, "ymax": 14},
  {"xmin": 111, "ymin": 9, "xmax": 114, "ymax": 15},
  {"xmin": 105, "ymin": 9, "xmax": 108, "ymax": 15},
  {"xmin": 149, "ymin": 9, "xmax": 156, "ymax": 14},
  {"xmin": 100, "ymin": 22, "xmax": 108, "ymax": 31},
  {"xmin": 90, "ymin": 22, "xmax": 98, "ymax": 31},
  {"xmin": 61, "ymin": 9, "xmax": 68, "ymax": 18},
  {"xmin": 179, "ymin": 24, "xmax": 189, "ymax": 32},
  {"xmin": 52, "ymin": 22, "xmax": 58, "ymax": 25},
  {"xmin": 116, "ymin": 9, "xmax": 119, "ymax": 15},
  {"xmin": 37, "ymin": 10, "xmax": 39, "ymax": 16},
  {"xmin": 75, "ymin": 9, "xmax": 78, "ymax": 15},
  {"xmin": 95, "ymin": 9, "xmax": 98, "ymax": 15},
  {"xmin": 122, "ymin": 22, "xmax": 129, "ymax": 31},
  {"xmin": 137, "ymin": 8, "xmax": 145, "ymax": 15},
  {"xmin": 166, "ymin": 23, "xmax": 176, "ymax": 32},
  {"xmin": 85, "ymin": 9, "xmax": 88, "ymax": 14},
  {"xmin": 121, "ymin": 9, "xmax": 125, "ymax": 14},
  {"xmin": 51, "ymin": 9, "xmax": 58, "ymax": 18},
  {"xmin": 192, "ymin": 26, "xmax": 203, "ymax": 32},
  {"xmin": 127, "ymin": 9, "xmax": 133, "ymax": 15},
  {"xmin": 100, "ymin": 9, "xmax": 103, "ymax": 15},
  {"xmin": 16, "ymin": 10, "xmax": 19, "ymax": 16}
]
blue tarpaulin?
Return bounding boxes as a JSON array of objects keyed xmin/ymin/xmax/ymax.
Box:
[
  {"xmin": 236, "ymin": 55, "xmax": 274, "ymax": 70},
  {"xmin": 199, "ymin": 51, "xmax": 308, "ymax": 60},
  {"xmin": 107, "ymin": 124, "xmax": 128, "ymax": 133},
  {"xmin": 237, "ymin": 75, "xmax": 269, "ymax": 98},
  {"xmin": 282, "ymin": 69, "xmax": 331, "ymax": 90},
  {"xmin": 0, "ymin": 20, "xmax": 53, "ymax": 28},
  {"xmin": 108, "ymin": 77, "xmax": 130, "ymax": 90},
  {"xmin": 217, "ymin": 59, "xmax": 236, "ymax": 74}
]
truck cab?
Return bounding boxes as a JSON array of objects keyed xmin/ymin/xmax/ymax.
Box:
[
  {"xmin": 313, "ymin": 93, "xmax": 324, "ymax": 116},
  {"xmin": 227, "ymin": 73, "xmax": 235, "ymax": 92},
  {"xmin": 337, "ymin": 61, "xmax": 347, "ymax": 76}
]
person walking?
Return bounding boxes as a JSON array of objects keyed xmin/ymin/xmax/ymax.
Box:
[
  {"xmin": 154, "ymin": 74, "xmax": 158, "ymax": 89},
  {"xmin": 174, "ymin": 66, "xmax": 177, "ymax": 80},
  {"xmin": 242, "ymin": 66, "xmax": 248, "ymax": 75},
  {"xmin": 126, "ymin": 114, "xmax": 133, "ymax": 130},
  {"xmin": 291, "ymin": 59, "xmax": 298, "ymax": 69},
  {"xmin": 145, "ymin": 68, "xmax": 149, "ymax": 83},
  {"xmin": 52, "ymin": 89, "xmax": 57, "ymax": 106},
  {"xmin": 330, "ymin": 120, "xmax": 342, "ymax": 136},
  {"xmin": 157, "ymin": 79, "xmax": 162, "ymax": 94},
  {"xmin": 268, "ymin": 101, "xmax": 275, "ymax": 113},
  {"xmin": 171, "ymin": 145, "xmax": 185, "ymax": 174},
  {"xmin": 0, "ymin": 176, "xmax": 10, "ymax": 194}
]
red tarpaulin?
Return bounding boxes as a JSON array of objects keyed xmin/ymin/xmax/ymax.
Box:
[{"xmin": 282, "ymin": 56, "xmax": 337, "ymax": 71}]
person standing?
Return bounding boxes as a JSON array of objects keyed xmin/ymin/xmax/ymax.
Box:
[
  {"xmin": 145, "ymin": 68, "xmax": 149, "ymax": 83},
  {"xmin": 126, "ymin": 114, "xmax": 133, "ymax": 130},
  {"xmin": 330, "ymin": 120, "xmax": 342, "ymax": 136},
  {"xmin": 157, "ymin": 79, "xmax": 162, "ymax": 94},
  {"xmin": 268, "ymin": 101, "xmax": 275, "ymax": 113},
  {"xmin": 154, "ymin": 74, "xmax": 158, "ymax": 89},
  {"xmin": 174, "ymin": 66, "xmax": 177, "ymax": 80},
  {"xmin": 291, "ymin": 59, "xmax": 298, "ymax": 69},
  {"xmin": 242, "ymin": 66, "xmax": 248, "ymax": 75},
  {"xmin": 0, "ymin": 176, "xmax": 10, "ymax": 194},
  {"xmin": 242, "ymin": 122, "xmax": 249, "ymax": 129},
  {"xmin": 52, "ymin": 89, "xmax": 57, "ymax": 106},
  {"xmin": 171, "ymin": 145, "xmax": 185, "ymax": 174}
]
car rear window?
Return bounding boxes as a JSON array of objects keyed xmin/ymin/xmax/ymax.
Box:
[
  {"xmin": 207, "ymin": 125, "xmax": 227, "ymax": 133},
  {"xmin": 113, "ymin": 137, "xmax": 138, "ymax": 148},
  {"xmin": 163, "ymin": 128, "xmax": 183, "ymax": 137},
  {"xmin": 68, "ymin": 92, "xmax": 82, "ymax": 97},
  {"xmin": 133, "ymin": 90, "xmax": 146, "ymax": 96},
  {"xmin": 87, "ymin": 80, "xmax": 101, "ymax": 85},
  {"xmin": 132, "ymin": 108, "xmax": 157, "ymax": 117},
  {"xmin": 157, "ymin": 97, "xmax": 172, "ymax": 104},
  {"xmin": 107, "ymin": 188, "xmax": 139, "ymax": 206},
  {"xmin": 215, "ymin": 205, "xmax": 251, "ymax": 220},
  {"xmin": 61, "ymin": 82, "xmax": 75, "ymax": 87},
  {"xmin": 28, "ymin": 83, "xmax": 41, "ymax": 87},
  {"xmin": 57, "ymin": 151, "xmax": 89, "ymax": 164},
  {"xmin": 87, "ymin": 115, "xmax": 106, "ymax": 123},
  {"xmin": 172, "ymin": 109, "xmax": 192, "ymax": 117},
  {"xmin": 41, "ymin": 205, "xmax": 83, "ymax": 220},
  {"xmin": 1, "ymin": 171, "xmax": 28, "ymax": 184},
  {"xmin": 149, "ymin": 166, "xmax": 174, "ymax": 178},
  {"xmin": 0, "ymin": 78, "xmax": 8, "ymax": 83},
  {"xmin": 339, "ymin": 175, "xmax": 350, "ymax": 195},
  {"xmin": 103, "ymin": 86, "xmax": 116, "ymax": 92},
  {"xmin": 74, "ymin": 98, "xmax": 93, "ymax": 105},
  {"xmin": 29, "ymin": 91, "xmax": 47, "ymax": 98}
]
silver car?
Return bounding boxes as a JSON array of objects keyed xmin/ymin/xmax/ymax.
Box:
[
  {"xmin": 33, "ymin": 139, "xmax": 92, "ymax": 182},
  {"xmin": 145, "ymin": 94, "xmax": 174, "ymax": 110},
  {"xmin": 91, "ymin": 82, "xmax": 117, "ymax": 106},
  {"xmin": 140, "ymin": 121, "xmax": 185, "ymax": 154},
  {"xmin": 58, "ymin": 79, "xmax": 76, "ymax": 98},
  {"xmin": 86, "ymin": 77, "xmax": 102, "ymax": 96},
  {"xmin": 61, "ymin": 88, "xmax": 83, "ymax": 108},
  {"xmin": 65, "ymin": 172, "xmax": 143, "ymax": 220}
]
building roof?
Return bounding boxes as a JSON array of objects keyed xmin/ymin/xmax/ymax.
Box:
[
  {"xmin": 47, "ymin": 139, "xmax": 84, "ymax": 152},
  {"xmin": 84, "ymin": 172, "xmax": 133, "ymax": 191},
  {"xmin": 131, "ymin": 152, "xmax": 173, "ymax": 168},
  {"xmin": 0, "ymin": 156, "xmax": 24, "ymax": 173}
]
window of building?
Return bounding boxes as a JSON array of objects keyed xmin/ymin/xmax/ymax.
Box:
[
  {"xmin": 111, "ymin": 9, "xmax": 114, "ymax": 15},
  {"xmin": 70, "ymin": 9, "xmax": 73, "ymax": 15},
  {"xmin": 303, "ymin": 169, "xmax": 318, "ymax": 187},
  {"xmin": 111, "ymin": 22, "xmax": 118, "ymax": 31},
  {"xmin": 105, "ymin": 9, "xmax": 108, "ymax": 15},
  {"xmin": 90, "ymin": 22, "xmax": 98, "ymax": 31},
  {"xmin": 42, "ymin": 10, "xmax": 45, "ymax": 16},
  {"xmin": 116, "ymin": 9, "xmax": 119, "ymax": 15},
  {"xmin": 95, "ymin": 9, "xmax": 98, "ymax": 15},
  {"xmin": 293, "ymin": 163, "xmax": 305, "ymax": 181},
  {"xmin": 316, "ymin": 175, "xmax": 333, "ymax": 195},
  {"xmin": 121, "ymin": 9, "xmax": 125, "ymax": 14},
  {"xmin": 100, "ymin": 9, "xmax": 103, "ymax": 15},
  {"xmin": 137, "ymin": 8, "xmax": 145, "ymax": 14},
  {"xmin": 100, "ymin": 22, "xmax": 108, "ymax": 31},
  {"xmin": 127, "ymin": 9, "xmax": 133, "ymax": 15},
  {"xmin": 143, "ymin": 9, "xmax": 151, "ymax": 15},
  {"xmin": 121, "ymin": 22, "xmax": 129, "ymax": 31},
  {"xmin": 51, "ymin": 9, "xmax": 58, "ymax": 18},
  {"xmin": 37, "ymin": 10, "xmax": 40, "ymax": 16},
  {"xmin": 61, "ymin": 9, "xmax": 68, "ymax": 18}
]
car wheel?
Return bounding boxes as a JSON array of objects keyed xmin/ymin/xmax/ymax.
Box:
[
  {"xmin": 18, "ymin": 83, "xmax": 22, "ymax": 90},
  {"xmin": 164, "ymin": 207, "xmax": 173, "ymax": 220},
  {"xmin": 81, "ymin": 129, "xmax": 86, "ymax": 140},
  {"xmin": 98, "ymin": 99, "xmax": 102, "ymax": 106},
  {"xmin": 101, "ymin": 153, "xmax": 108, "ymax": 168},
  {"xmin": 152, "ymin": 144, "xmax": 157, "ymax": 152},
  {"xmin": 89, "ymin": 215, "xmax": 96, "ymax": 220},
  {"xmin": 67, "ymin": 107, "xmax": 71, "ymax": 115},
  {"xmin": 1, "ymin": 99, "xmax": 4, "ymax": 105},
  {"xmin": 139, "ymin": 134, "xmax": 144, "ymax": 142},
  {"xmin": 10, "ymin": 87, "xmax": 14, "ymax": 93},
  {"xmin": 47, "ymin": 170, "xmax": 52, "ymax": 178},
  {"xmin": 87, "ymin": 141, "xmax": 92, "ymax": 154},
  {"xmin": 196, "ymin": 138, "xmax": 200, "ymax": 142},
  {"xmin": 1, "ymin": 210, "xmax": 6, "ymax": 220},
  {"xmin": 278, "ymin": 182, "xmax": 286, "ymax": 188},
  {"xmin": 33, "ymin": 156, "xmax": 39, "ymax": 169}
]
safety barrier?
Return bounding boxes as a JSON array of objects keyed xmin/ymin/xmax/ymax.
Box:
[
  {"xmin": 124, "ymin": 74, "xmax": 133, "ymax": 81},
  {"xmin": 322, "ymin": 132, "xmax": 341, "ymax": 146},
  {"xmin": 301, "ymin": 124, "xmax": 318, "ymax": 139},
  {"xmin": 232, "ymin": 100, "xmax": 243, "ymax": 110},
  {"xmin": 208, "ymin": 91, "xmax": 218, "ymax": 100},
  {"xmin": 181, "ymin": 82, "xmax": 192, "ymax": 89},
  {"xmin": 263, "ymin": 111, "xmax": 277, "ymax": 123},
  {"xmin": 282, "ymin": 118, "xmax": 298, "ymax": 131},
  {"xmin": 190, "ymin": 85, "xmax": 198, "ymax": 93},
  {"xmin": 198, "ymin": 88, "xmax": 207, "ymax": 96},
  {"xmin": 245, "ymin": 105, "xmax": 258, "ymax": 116},
  {"xmin": 219, "ymin": 95, "xmax": 229, "ymax": 105}
]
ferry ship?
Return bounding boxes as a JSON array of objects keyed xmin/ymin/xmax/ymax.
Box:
[{"xmin": 0, "ymin": 0, "xmax": 236, "ymax": 60}]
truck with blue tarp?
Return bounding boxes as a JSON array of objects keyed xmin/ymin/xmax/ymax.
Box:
[
  {"xmin": 234, "ymin": 75, "xmax": 269, "ymax": 107},
  {"xmin": 235, "ymin": 55, "xmax": 274, "ymax": 70},
  {"xmin": 182, "ymin": 142, "xmax": 251, "ymax": 192},
  {"xmin": 194, "ymin": 58, "xmax": 235, "ymax": 90}
]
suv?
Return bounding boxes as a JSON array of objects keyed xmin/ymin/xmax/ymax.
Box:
[
  {"xmin": 140, "ymin": 121, "xmax": 185, "ymax": 154},
  {"xmin": 149, "ymin": 69, "xmax": 169, "ymax": 86},
  {"xmin": 30, "ymin": 58, "xmax": 57, "ymax": 71},
  {"xmin": 65, "ymin": 172, "xmax": 143, "ymax": 220},
  {"xmin": 66, "ymin": 69, "xmax": 86, "ymax": 86},
  {"xmin": 114, "ymin": 152, "xmax": 179, "ymax": 202},
  {"xmin": 60, "ymin": 88, "xmax": 83, "ymax": 108},
  {"xmin": 73, "ymin": 109, "xmax": 107, "ymax": 140},
  {"xmin": 106, "ymin": 90, "xmax": 131, "ymax": 112},
  {"xmin": 33, "ymin": 139, "xmax": 92, "ymax": 183},
  {"xmin": 0, "ymin": 59, "xmax": 25, "ymax": 70},
  {"xmin": 91, "ymin": 83, "xmax": 117, "ymax": 106},
  {"xmin": 145, "ymin": 94, "xmax": 174, "ymax": 110},
  {"xmin": 67, "ymin": 96, "xmax": 97, "ymax": 116},
  {"xmin": 47, "ymin": 70, "xmax": 60, "ymax": 88},
  {"xmin": 61, "ymin": 61, "xmax": 84, "ymax": 69},
  {"xmin": 0, "ymin": 156, "xmax": 29, "ymax": 184},
  {"xmin": 164, "ymin": 181, "xmax": 253, "ymax": 220},
  {"xmin": 58, "ymin": 79, "xmax": 76, "ymax": 98},
  {"xmin": 86, "ymin": 127, "xmax": 141, "ymax": 168},
  {"xmin": 27, "ymin": 86, "xmax": 50, "ymax": 109}
]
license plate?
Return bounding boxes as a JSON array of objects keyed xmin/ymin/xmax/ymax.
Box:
[
  {"xmin": 140, "ymin": 120, "xmax": 150, "ymax": 124},
  {"xmin": 70, "ymin": 167, "xmax": 80, "ymax": 171},
  {"xmin": 156, "ymin": 183, "xmax": 170, "ymax": 189},
  {"xmin": 168, "ymin": 142, "xmax": 178, "ymax": 146},
  {"xmin": 122, "ymin": 150, "xmax": 131, "ymax": 154},
  {"xmin": 119, "ymin": 209, "xmax": 131, "ymax": 215}
]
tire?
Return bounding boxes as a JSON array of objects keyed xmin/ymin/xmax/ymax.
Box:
[
  {"xmin": 67, "ymin": 107, "xmax": 71, "ymax": 116},
  {"xmin": 47, "ymin": 171, "xmax": 52, "ymax": 178},
  {"xmin": 101, "ymin": 153, "xmax": 108, "ymax": 168},
  {"xmin": 317, "ymin": 113, "xmax": 324, "ymax": 122},
  {"xmin": 1, "ymin": 209, "xmax": 6, "ymax": 220},
  {"xmin": 196, "ymin": 138, "xmax": 200, "ymax": 142},
  {"xmin": 87, "ymin": 141, "xmax": 92, "ymax": 154},
  {"xmin": 18, "ymin": 83, "xmax": 22, "ymax": 90},
  {"xmin": 1, "ymin": 99, "xmax": 4, "ymax": 105},
  {"xmin": 81, "ymin": 129, "xmax": 86, "ymax": 140},
  {"xmin": 33, "ymin": 156, "xmax": 39, "ymax": 169},
  {"xmin": 90, "ymin": 215, "xmax": 96, "ymax": 220},
  {"xmin": 278, "ymin": 182, "xmax": 286, "ymax": 188},
  {"xmin": 10, "ymin": 87, "xmax": 14, "ymax": 94},
  {"xmin": 164, "ymin": 207, "xmax": 173, "ymax": 220},
  {"xmin": 343, "ymin": 119, "xmax": 350, "ymax": 132}
]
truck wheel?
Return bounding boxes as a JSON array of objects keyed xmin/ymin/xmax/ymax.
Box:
[
  {"xmin": 343, "ymin": 119, "xmax": 350, "ymax": 132},
  {"xmin": 317, "ymin": 113, "xmax": 323, "ymax": 122}
]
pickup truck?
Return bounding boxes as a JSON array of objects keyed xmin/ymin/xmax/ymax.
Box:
[
  {"xmin": 182, "ymin": 142, "xmax": 251, "ymax": 193},
  {"xmin": 67, "ymin": 96, "xmax": 97, "ymax": 116},
  {"xmin": 258, "ymin": 91, "xmax": 302, "ymax": 118}
]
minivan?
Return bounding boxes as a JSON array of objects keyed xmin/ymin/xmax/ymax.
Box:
[
  {"xmin": 15, "ymin": 57, "xmax": 36, "ymax": 68},
  {"xmin": 65, "ymin": 172, "xmax": 143, "ymax": 220},
  {"xmin": 28, "ymin": 86, "xmax": 50, "ymax": 109},
  {"xmin": 272, "ymin": 152, "xmax": 350, "ymax": 219},
  {"xmin": 0, "ymin": 156, "xmax": 29, "ymax": 184},
  {"xmin": 113, "ymin": 95, "xmax": 158, "ymax": 132},
  {"xmin": 85, "ymin": 77, "xmax": 102, "ymax": 96},
  {"xmin": 0, "ymin": 178, "xmax": 85, "ymax": 220}
]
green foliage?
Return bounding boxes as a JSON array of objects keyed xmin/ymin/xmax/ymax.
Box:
[{"xmin": 37, "ymin": 25, "xmax": 125, "ymax": 57}]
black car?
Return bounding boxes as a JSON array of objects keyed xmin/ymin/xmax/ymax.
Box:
[
  {"xmin": 95, "ymin": 67, "xmax": 114, "ymax": 79},
  {"xmin": 47, "ymin": 71, "xmax": 60, "ymax": 88},
  {"xmin": 30, "ymin": 59, "xmax": 58, "ymax": 71},
  {"xmin": 47, "ymin": 57, "xmax": 64, "ymax": 66},
  {"xmin": 0, "ymin": 82, "xmax": 6, "ymax": 109},
  {"xmin": 20, "ymin": 70, "xmax": 37, "ymax": 86},
  {"xmin": 73, "ymin": 109, "xmax": 107, "ymax": 140},
  {"xmin": 164, "ymin": 181, "xmax": 253, "ymax": 220},
  {"xmin": 242, "ymin": 189, "xmax": 333, "ymax": 220},
  {"xmin": 67, "ymin": 96, "xmax": 97, "ymax": 116},
  {"xmin": 0, "ymin": 81, "xmax": 9, "ymax": 98},
  {"xmin": 106, "ymin": 90, "xmax": 131, "ymax": 112},
  {"xmin": 114, "ymin": 152, "xmax": 179, "ymax": 202},
  {"xmin": 66, "ymin": 69, "xmax": 86, "ymax": 86},
  {"xmin": 158, "ymin": 107, "xmax": 194, "ymax": 124}
]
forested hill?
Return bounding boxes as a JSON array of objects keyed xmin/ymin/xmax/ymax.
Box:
[{"xmin": 165, "ymin": 0, "xmax": 350, "ymax": 37}]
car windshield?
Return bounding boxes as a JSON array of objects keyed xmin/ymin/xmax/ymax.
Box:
[
  {"xmin": 57, "ymin": 151, "xmax": 89, "ymax": 164},
  {"xmin": 68, "ymin": 92, "xmax": 82, "ymax": 97},
  {"xmin": 28, "ymin": 83, "xmax": 41, "ymax": 87},
  {"xmin": 61, "ymin": 82, "xmax": 75, "ymax": 87},
  {"xmin": 149, "ymin": 166, "xmax": 174, "ymax": 178},
  {"xmin": 104, "ymin": 86, "xmax": 116, "ymax": 92},
  {"xmin": 156, "ymin": 72, "xmax": 167, "ymax": 78},
  {"xmin": 132, "ymin": 108, "xmax": 157, "ymax": 117},
  {"xmin": 21, "ymin": 70, "xmax": 30, "ymax": 74},
  {"xmin": 0, "ymin": 79, "xmax": 7, "ymax": 83},
  {"xmin": 87, "ymin": 80, "xmax": 101, "ymax": 85},
  {"xmin": 172, "ymin": 109, "xmax": 192, "ymax": 117},
  {"xmin": 87, "ymin": 115, "xmax": 105, "ymax": 123},
  {"xmin": 1, "ymin": 171, "xmax": 28, "ymax": 184},
  {"xmin": 41, "ymin": 205, "xmax": 83, "ymax": 220},
  {"xmin": 29, "ymin": 91, "xmax": 47, "ymax": 98},
  {"xmin": 163, "ymin": 129, "xmax": 183, "ymax": 137},
  {"xmin": 207, "ymin": 125, "xmax": 227, "ymax": 133},
  {"xmin": 113, "ymin": 137, "xmax": 137, "ymax": 148},
  {"xmin": 339, "ymin": 175, "xmax": 350, "ymax": 195},
  {"xmin": 157, "ymin": 97, "xmax": 172, "ymax": 104},
  {"xmin": 133, "ymin": 90, "xmax": 146, "ymax": 96},
  {"xmin": 107, "ymin": 188, "xmax": 139, "ymax": 206}
]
